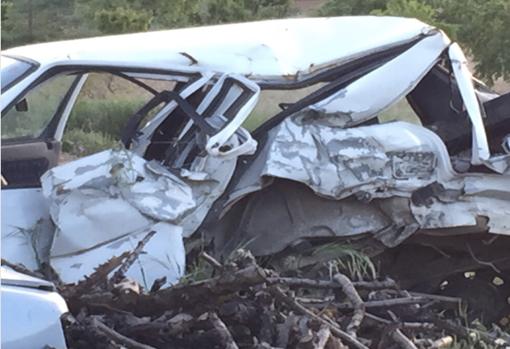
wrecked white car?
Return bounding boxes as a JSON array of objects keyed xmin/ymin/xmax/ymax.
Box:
[{"xmin": 2, "ymin": 16, "xmax": 510, "ymax": 332}]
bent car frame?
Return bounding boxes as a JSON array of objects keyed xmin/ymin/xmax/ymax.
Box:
[{"xmin": 1, "ymin": 16, "xmax": 509, "ymax": 347}]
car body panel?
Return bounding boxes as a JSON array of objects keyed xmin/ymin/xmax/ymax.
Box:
[
  {"xmin": 1, "ymin": 267, "xmax": 68, "ymax": 349},
  {"xmin": 3, "ymin": 17, "xmax": 433, "ymax": 83}
]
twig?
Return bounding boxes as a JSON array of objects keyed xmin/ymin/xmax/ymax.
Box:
[
  {"xmin": 334, "ymin": 296, "xmax": 430, "ymax": 310},
  {"xmin": 390, "ymin": 328, "xmax": 418, "ymax": 349},
  {"xmin": 199, "ymin": 251, "xmax": 223, "ymax": 270},
  {"xmin": 466, "ymin": 243, "xmax": 501, "ymax": 273},
  {"xmin": 365, "ymin": 313, "xmax": 435, "ymax": 331},
  {"xmin": 408, "ymin": 292, "xmax": 461, "ymax": 304},
  {"xmin": 268, "ymin": 276, "xmax": 397, "ymax": 290},
  {"xmin": 110, "ymin": 230, "xmax": 157, "ymax": 284},
  {"xmin": 333, "ymin": 273, "xmax": 365, "ymax": 337},
  {"xmin": 88, "ymin": 317, "xmax": 157, "ymax": 349},
  {"xmin": 269, "ymin": 286, "xmax": 369, "ymax": 349},
  {"xmin": 64, "ymin": 252, "xmax": 130, "ymax": 298},
  {"xmin": 206, "ymin": 312, "xmax": 239, "ymax": 349}
]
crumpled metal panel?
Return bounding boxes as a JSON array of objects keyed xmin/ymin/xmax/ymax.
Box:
[
  {"xmin": 52, "ymin": 222, "xmax": 185, "ymax": 289},
  {"xmin": 39, "ymin": 150, "xmax": 191, "ymax": 286},
  {"xmin": 178, "ymin": 147, "xmax": 239, "ymax": 237},
  {"xmin": 39, "ymin": 145, "xmax": 240, "ymax": 286},
  {"xmin": 307, "ymin": 30, "xmax": 450, "ymax": 127},
  {"xmin": 411, "ymin": 175, "xmax": 510, "ymax": 234},
  {"xmin": 42, "ymin": 150, "xmax": 195, "ymax": 256},
  {"xmin": 210, "ymin": 179, "xmax": 432, "ymax": 257},
  {"xmin": 484, "ymin": 154, "xmax": 510, "ymax": 174},
  {"xmin": 258, "ymin": 119, "xmax": 456, "ymax": 201}
]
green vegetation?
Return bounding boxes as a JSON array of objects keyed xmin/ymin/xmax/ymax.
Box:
[
  {"xmin": 1, "ymin": 0, "xmax": 293, "ymax": 47},
  {"xmin": 67, "ymin": 99, "xmax": 145, "ymax": 139},
  {"xmin": 62, "ymin": 128, "xmax": 117, "ymax": 157},
  {"xmin": 1, "ymin": 74, "xmax": 76, "ymax": 139},
  {"xmin": 319, "ymin": 0, "xmax": 510, "ymax": 83},
  {"xmin": 62, "ymin": 97, "xmax": 148, "ymax": 156}
]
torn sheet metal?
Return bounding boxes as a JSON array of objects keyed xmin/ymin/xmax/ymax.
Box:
[
  {"xmin": 231, "ymin": 119, "xmax": 458, "ymax": 203},
  {"xmin": 52, "ymin": 222, "xmax": 185, "ymax": 289},
  {"xmin": 448, "ymin": 43, "xmax": 490, "ymax": 164},
  {"xmin": 39, "ymin": 137, "xmax": 246, "ymax": 285},
  {"xmin": 307, "ymin": 30, "xmax": 450, "ymax": 127},
  {"xmin": 1, "ymin": 188, "xmax": 53, "ymax": 270},
  {"xmin": 223, "ymin": 112, "xmax": 508, "ymax": 249},
  {"xmin": 39, "ymin": 150, "xmax": 190, "ymax": 286},
  {"xmin": 411, "ymin": 175, "xmax": 510, "ymax": 234},
  {"xmin": 42, "ymin": 150, "xmax": 194, "ymax": 256}
]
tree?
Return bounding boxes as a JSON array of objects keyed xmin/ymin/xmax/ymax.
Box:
[
  {"xmin": 1, "ymin": 2, "xmax": 13, "ymax": 30},
  {"xmin": 1, "ymin": 0, "xmax": 79, "ymax": 48},
  {"xmin": 435, "ymin": 0, "xmax": 510, "ymax": 83},
  {"xmin": 75, "ymin": 0, "xmax": 293, "ymax": 35},
  {"xmin": 318, "ymin": 0, "xmax": 510, "ymax": 84},
  {"xmin": 318, "ymin": 0, "xmax": 386, "ymax": 16},
  {"xmin": 94, "ymin": 7, "xmax": 153, "ymax": 34}
]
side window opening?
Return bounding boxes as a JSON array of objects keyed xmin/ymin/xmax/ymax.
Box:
[
  {"xmin": 1, "ymin": 73, "xmax": 77, "ymax": 141},
  {"xmin": 61, "ymin": 72, "xmax": 179, "ymax": 161},
  {"xmin": 378, "ymin": 98, "xmax": 421, "ymax": 125},
  {"xmin": 245, "ymin": 82, "xmax": 422, "ymax": 133},
  {"xmin": 245, "ymin": 84, "xmax": 326, "ymax": 131}
]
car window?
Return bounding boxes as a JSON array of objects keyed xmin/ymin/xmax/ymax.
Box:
[
  {"xmin": 379, "ymin": 98, "xmax": 421, "ymax": 125},
  {"xmin": 0, "ymin": 55, "xmax": 36, "ymax": 92},
  {"xmin": 61, "ymin": 72, "xmax": 176, "ymax": 159},
  {"xmin": 244, "ymin": 84, "xmax": 326, "ymax": 130},
  {"xmin": 1, "ymin": 74, "xmax": 76, "ymax": 141}
]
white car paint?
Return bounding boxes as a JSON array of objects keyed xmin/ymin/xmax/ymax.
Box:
[
  {"xmin": 1, "ymin": 188, "xmax": 51, "ymax": 270},
  {"xmin": 1, "ymin": 267, "xmax": 68, "ymax": 349},
  {"xmin": 3, "ymin": 16, "xmax": 433, "ymax": 83}
]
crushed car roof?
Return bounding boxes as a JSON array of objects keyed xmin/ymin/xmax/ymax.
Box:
[{"xmin": 4, "ymin": 16, "xmax": 436, "ymax": 81}]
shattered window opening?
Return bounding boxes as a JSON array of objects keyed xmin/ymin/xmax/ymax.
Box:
[{"xmin": 62, "ymin": 71, "xmax": 191, "ymax": 159}]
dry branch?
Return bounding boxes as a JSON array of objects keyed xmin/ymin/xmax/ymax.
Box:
[
  {"xmin": 333, "ymin": 273, "xmax": 365, "ymax": 337},
  {"xmin": 110, "ymin": 230, "xmax": 156, "ymax": 285},
  {"xmin": 269, "ymin": 286, "xmax": 370, "ymax": 349},
  {"xmin": 87, "ymin": 317, "xmax": 157, "ymax": 349}
]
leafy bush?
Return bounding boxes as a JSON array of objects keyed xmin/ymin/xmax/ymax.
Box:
[
  {"xmin": 67, "ymin": 98, "xmax": 145, "ymax": 139},
  {"xmin": 62, "ymin": 128, "xmax": 118, "ymax": 157}
]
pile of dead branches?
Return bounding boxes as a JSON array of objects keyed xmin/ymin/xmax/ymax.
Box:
[{"xmin": 43, "ymin": 235, "xmax": 507, "ymax": 349}]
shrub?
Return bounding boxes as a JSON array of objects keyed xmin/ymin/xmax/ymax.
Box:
[
  {"xmin": 62, "ymin": 128, "xmax": 118, "ymax": 157},
  {"xmin": 68, "ymin": 98, "xmax": 146, "ymax": 139}
]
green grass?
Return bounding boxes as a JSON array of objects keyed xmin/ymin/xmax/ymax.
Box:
[
  {"xmin": 67, "ymin": 98, "xmax": 147, "ymax": 139},
  {"xmin": 62, "ymin": 128, "xmax": 119, "ymax": 157},
  {"xmin": 2, "ymin": 74, "xmax": 76, "ymax": 139}
]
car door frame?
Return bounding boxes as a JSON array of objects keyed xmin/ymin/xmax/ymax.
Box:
[{"xmin": 1, "ymin": 61, "xmax": 210, "ymax": 188}]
